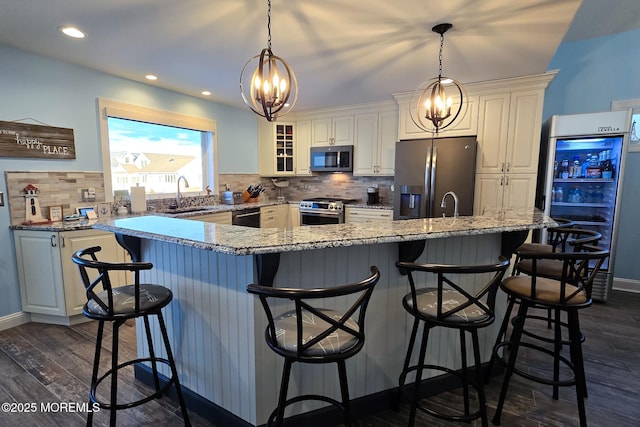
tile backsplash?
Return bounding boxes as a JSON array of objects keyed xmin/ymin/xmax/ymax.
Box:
[
  {"xmin": 219, "ymin": 173, "xmax": 394, "ymax": 205},
  {"xmin": 5, "ymin": 171, "xmax": 394, "ymax": 224},
  {"xmin": 5, "ymin": 171, "xmax": 106, "ymax": 225}
]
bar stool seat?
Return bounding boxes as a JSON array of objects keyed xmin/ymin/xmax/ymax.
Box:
[
  {"xmin": 72, "ymin": 246, "xmax": 191, "ymax": 427},
  {"xmin": 247, "ymin": 266, "xmax": 380, "ymax": 427},
  {"xmin": 394, "ymin": 258, "xmax": 510, "ymax": 427}
]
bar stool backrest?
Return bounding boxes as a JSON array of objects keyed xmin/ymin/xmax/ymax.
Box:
[
  {"xmin": 247, "ymin": 266, "xmax": 380, "ymax": 360},
  {"xmin": 396, "ymin": 258, "xmax": 510, "ymax": 323},
  {"xmin": 72, "ymin": 245, "xmax": 153, "ymax": 316},
  {"xmin": 546, "ymin": 217, "xmax": 574, "ymax": 249}
]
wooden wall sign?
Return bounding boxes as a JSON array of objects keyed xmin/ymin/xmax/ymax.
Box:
[{"xmin": 0, "ymin": 120, "xmax": 75, "ymax": 159}]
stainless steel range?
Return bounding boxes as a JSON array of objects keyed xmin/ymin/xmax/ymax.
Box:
[{"xmin": 299, "ymin": 197, "xmax": 356, "ymax": 225}]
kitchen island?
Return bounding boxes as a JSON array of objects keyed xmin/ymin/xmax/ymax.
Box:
[{"xmin": 92, "ymin": 209, "xmax": 553, "ymax": 427}]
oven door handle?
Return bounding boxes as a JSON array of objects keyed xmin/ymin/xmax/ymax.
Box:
[{"xmin": 234, "ymin": 211, "xmax": 259, "ymax": 219}]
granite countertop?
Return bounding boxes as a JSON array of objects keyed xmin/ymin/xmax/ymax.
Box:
[
  {"xmin": 90, "ymin": 208, "xmax": 553, "ymax": 255},
  {"xmin": 10, "ymin": 200, "xmax": 392, "ymax": 232}
]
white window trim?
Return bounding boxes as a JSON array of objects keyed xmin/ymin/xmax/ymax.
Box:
[
  {"xmin": 98, "ymin": 97, "xmax": 218, "ymax": 201},
  {"xmin": 611, "ymin": 98, "xmax": 640, "ymax": 152}
]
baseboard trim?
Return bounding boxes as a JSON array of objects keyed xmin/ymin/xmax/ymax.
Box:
[
  {"xmin": 0, "ymin": 312, "xmax": 30, "ymax": 332},
  {"xmin": 135, "ymin": 362, "xmax": 494, "ymax": 427},
  {"xmin": 612, "ymin": 278, "xmax": 640, "ymax": 293}
]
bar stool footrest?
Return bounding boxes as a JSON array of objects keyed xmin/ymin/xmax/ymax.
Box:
[
  {"xmin": 91, "ymin": 356, "xmax": 176, "ymax": 411},
  {"xmin": 398, "ymin": 364, "xmax": 483, "ymax": 423},
  {"xmin": 267, "ymin": 394, "xmax": 347, "ymax": 427},
  {"xmin": 513, "ymin": 313, "xmax": 585, "ymax": 346},
  {"xmin": 493, "ymin": 341, "xmax": 577, "ymax": 388}
]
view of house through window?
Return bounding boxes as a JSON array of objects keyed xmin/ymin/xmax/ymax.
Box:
[{"xmin": 107, "ymin": 117, "xmax": 205, "ymax": 195}]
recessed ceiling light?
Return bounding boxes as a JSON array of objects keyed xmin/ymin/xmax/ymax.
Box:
[
  {"xmin": 201, "ymin": 91, "xmax": 211, "ymax": 96},
  {"xmin": 145, "ymin": 74, "xmax": 158, "ymax": 81},
  {"xmin": 60, "ymin": 26, "xmax": 86, "ymax": 39}
]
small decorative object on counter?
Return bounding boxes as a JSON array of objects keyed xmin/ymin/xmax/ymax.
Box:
[
  {"xmin": 245, "ymin": 184, "xmax": 265, "ymax": 202},
  {"xmin": 48, "ymin": 205, "xmax": 64, "ymax": 222},
  {"xmin": 98, "ymin": 202, "xmax": 112, "ymax": 217},
  {"xmin": 130, "ymin": 185, "xmax": 146, "ymax": 213},
  {"xmin": 272, "ymin": 178, "xmax": 289, "ymax": 202},
  {"xmin": 23, "ymin": 184, "xmax": 49, "ymax": 225}
]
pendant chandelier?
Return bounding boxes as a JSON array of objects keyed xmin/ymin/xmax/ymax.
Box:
[
  {"xmin": 240, "ymin": 0, "xmax": 297, "ymax": 122},
  {"xmin": 410, "ymin": 23, "xmax": 467, "ymax": 134}
]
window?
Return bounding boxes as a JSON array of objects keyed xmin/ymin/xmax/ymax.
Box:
[{"xmin": 98, "ymin": 98, "xmax": 218, "ymax": 201}]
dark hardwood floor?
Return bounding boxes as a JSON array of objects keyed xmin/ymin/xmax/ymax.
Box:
[{"xmin": 0, "ymin": 290, "xmax": 638, "ymax": 426}]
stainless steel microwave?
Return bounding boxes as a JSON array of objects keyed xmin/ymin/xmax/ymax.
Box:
[{"xmin": 309, "ymin": 145, "xmax": 353, "ymax": 172}]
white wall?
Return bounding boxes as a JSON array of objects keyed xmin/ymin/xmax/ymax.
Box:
[
  {"xmin": 544, "ymin": 29, "xmax": 640, "ymax": 285},
  {"xmin": 0, "ymin": 44, "xmax": 258, "ymax": 318}
]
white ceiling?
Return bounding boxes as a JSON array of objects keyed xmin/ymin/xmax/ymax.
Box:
[{"xmin": 1, "ymin": 0, "xmax": 639, "ymax": 112}]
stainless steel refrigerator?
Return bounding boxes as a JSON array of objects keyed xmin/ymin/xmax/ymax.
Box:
[
  {"xmin": 536, "ymin": 110, "xmax": 632, "ymax": 301},
  {"xmin": 393, "ymin": 136, "xmax": 477, "ymax": 219}
]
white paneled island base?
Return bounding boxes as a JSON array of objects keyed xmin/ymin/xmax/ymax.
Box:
[{"xmin": 93, "ymin": 210, "xmax": 552, "ymax": 426}]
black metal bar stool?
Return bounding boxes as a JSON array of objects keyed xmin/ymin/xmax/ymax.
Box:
[
  {"xmin": 485, "ymin": 228, "xmax": 602, "ymax": 387},
  {"xmin": 247, "ymin": 266, "xmax": 380, "ymax": 427},
  {"xmin": 72, "ymin": 246, "xmax": 191, "ymax": 427},
  {"xmin": 490, "ymin": 244, "xmax": 609, "ymax": 427},
  {"xmin": 394, "ymin": 258, "xmax": 510, "ymax": 427}
]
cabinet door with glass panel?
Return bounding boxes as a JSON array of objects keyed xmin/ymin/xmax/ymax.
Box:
[{"xmin": 259, "ymin": 121, "xmax": 296, "ymax": 176}]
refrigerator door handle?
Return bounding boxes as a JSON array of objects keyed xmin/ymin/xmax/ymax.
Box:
[{"xmin": 429, "ymin": 146, "xmax": 438, "ymax": 217}]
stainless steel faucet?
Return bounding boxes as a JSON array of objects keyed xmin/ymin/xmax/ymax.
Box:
[
  {"xmin": 440, "ymin": 191, "xmax": 459, "ymax": 218},
  {"xmin": 176, "ymin": 176, "xmax": 190, "ymax": 208}
]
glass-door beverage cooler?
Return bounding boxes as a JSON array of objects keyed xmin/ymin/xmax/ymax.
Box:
[{"xmin": 536, "ymin": 110, "xmax": 632, "ymax": 301}]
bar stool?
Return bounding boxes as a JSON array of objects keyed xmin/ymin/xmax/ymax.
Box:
[
  {"xmin": 72, "ymin": 246, "xmax": 191, "ymax": 427},
  {"xmin": 247, "ymin": 266, "xmax": 380, "ymax": 427},
  {"xmin": 491, "ymin": 244, "xmax": 609, "ymax": 427},
  {"xmin": 394, "ymin": 258, "xmax": 510, "ymax": 427},
  {"xmin": 486, "ymin": 227, "xmax": 602, "ymax": 383}
]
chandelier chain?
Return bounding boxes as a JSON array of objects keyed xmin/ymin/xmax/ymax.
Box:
[
  {"xmin": 267, "ymin": 0, "xmax": 272, "ymax": 50},
  {"xmin": 438, "ymin": 32, "xmax": 444, "ymax": 80}
]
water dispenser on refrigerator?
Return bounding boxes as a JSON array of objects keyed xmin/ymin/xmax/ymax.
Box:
[{"xmin": 398, "ymin": 185, "xmax": 423, "ymax": 219}]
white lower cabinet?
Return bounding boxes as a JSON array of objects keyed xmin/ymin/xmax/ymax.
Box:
[
  {"xmin": 345, "ymin": 207, "xmax": 393, "ymax": 223},
  {"xmin": 185, "ymin": 211, "xmax": 232, "ymax": 224},
  {"xmin": 474, "ymin": 173, "xmax": 537, "ymax": 214},
  {"xmin": 260, "ymin": 205, "xmax": 287, "ymax": 228},
  {"xmin": 13, "ymin": 229, "xmax": 128, "ymax": 325}
]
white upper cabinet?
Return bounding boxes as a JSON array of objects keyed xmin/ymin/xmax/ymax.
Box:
[
  {"xmin": 395, "ymin": 93, "xmax": 479, "ymax": 140},
  {"xmin": 311, "ymin": 115, "xmax": 354, "ymax": 146},
  {"xmin": 295, "ymin": 119, "xmax": 312, "ymax": 175},
  {"xmin": 476, "ymin": 90, "xmax": 543, "ymax": 175},
  {"xmin": 258, "ymin": 121, "xmax": 296, "ymax": 176},
  {"xmin": 353, "ymin": 107, "xmax": 398, "ymax": 176}
]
